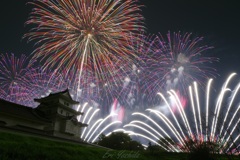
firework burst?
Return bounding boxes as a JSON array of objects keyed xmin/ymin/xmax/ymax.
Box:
[
  {"xmin": 24, "ymin": 0, "xmax": 144, "ymax": 99},
  {"xmin": 119, "ymin": 33, "xmax": 158, "ymax": 109},
  {"xmin": 25, "ymin": 67, "xmax": 68, "ymax": 103},
  {"xmin": 124, "ymin": 73, "xmax": 240, "ymax": 154},
  {"xmin": 144, "ymin": 32, "xmax": 218, "ymax": 97},
  {"xmin": 0, "ymin": 53, "xmax": 35, "ymax": 106}
]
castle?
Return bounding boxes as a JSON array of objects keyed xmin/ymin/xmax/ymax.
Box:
[{"xmin": 0, "ymin": 89, "xmax": 87, "ymax": 140}]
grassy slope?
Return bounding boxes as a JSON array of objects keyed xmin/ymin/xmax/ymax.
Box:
[
  {"xmin": 0, "ymin": 131, "xmax": 108, "ymax": 160},
  {"xmin": 0, "ymin": 132, "xmax": 238, "ymax": 160}
]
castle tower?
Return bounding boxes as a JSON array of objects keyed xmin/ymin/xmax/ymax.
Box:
[{"xmin": 34, "ymin": 89, "xmax": 87, "ymax": 139}]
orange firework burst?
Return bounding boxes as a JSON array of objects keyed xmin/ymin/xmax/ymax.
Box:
[{"xmin": 25, "ymin": 0, "xmax": 144, "ymax": 92}]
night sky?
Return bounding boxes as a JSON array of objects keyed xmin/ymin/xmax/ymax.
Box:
[
  {"xmin": 0, "ymin": 0, "xmax": 240, "ymax": 78},
  {"xmin": 1, "ymin": 1, "xmax": 239, "ymax": 149}
]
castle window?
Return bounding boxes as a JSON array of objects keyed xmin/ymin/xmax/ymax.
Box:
[
  {"xmin": 64, "ymin": 101, "xmax": 69, "ymax": 106},
  {"xmin": 60, "ymin": 109, "xmax": 63, "ymax": 114}
]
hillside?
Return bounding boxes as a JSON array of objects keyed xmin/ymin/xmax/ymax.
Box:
[{"xmin": 0, "ymin": 131, "xmax": 238, "ymax": 160}]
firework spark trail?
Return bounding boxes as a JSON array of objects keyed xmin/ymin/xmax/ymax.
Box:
[
  {"xmin": 188, "ymin": 73, "xmax": 239, "ymax": 149},
  {"xmin": 81, "ymin": 108, "xmax": 100, "ymax": 139},
  {"xmin": 124, "ymin": 123, "xmax": 160, "ymax": 141},
  {"xmin": 222, "ymin": 105, "xmax": 240, "ymax": 140},
  {"xmin": 76, "ymin": 104, "xmax": 81, "ymax": 113},
  {"xmin": 125, "ymin": 113, "xmax": 180, "ymax": 152},
  {"xmin": 131, "ymin": 112, "xmax": 172, "ymax": 139},
  {"xmin": 189, "ymin": 86, "xmax": 199, "ymax": 136},
  {"xmin": 130, "ymin": 120, "xmax": 163, "ymax": 139},
  {"xmin": 146, "ymin": 109, "xmax": 184, "ymax": 145},
  {"xmin": 84, "ymin": 118, "xmax": 102, "ymax": 141},
  {"xmin": 78, "ymin": 102, "xmax": 88, "ymax": 122},
  {"xmin": 145, "ymin": 110, "xmax": 183, "ymax": 152},
  {"xmin": 210, "ymin": 88, "xmax": 230, "ymax": 138},
  {"xmin": 77, "ymin": 35, "xmax": 90, "ymax": 100},
  {"xmin": 168, "ymin": 90, "xmax": 192, "ymax": 136},
  {"xmin": 213, "ymin": 87, "xmax": 231, "ymax": 136},
  {"xmin": 211, "ymin": 73, "xmax": 236, "ymax": 137},
  {"xmin": 193, "ymin": 82, "xmax": 202, "ymax": 136},
  {"xmin": 205, "ymin": 78, "xmax": 213, "ymax": 139},
  {"xmin": 224, "ymin": 116, "xmax": 240, "ymax": 146},
  {"xmin": 92, "ymin": 121, "xmax": 122, "ymax": 143},
  {"xmin": 25, "ymin": 0, "xmax": 144, "ymax": 101},
  {"xmin": 86, "ymin": 113, "xmax": 117, "ymax": 142},
  {"xmin": 81, "ymin": 106, "xmax": 93, "ymax": 124},
  {"xmin": 157, "ymin": 92, "xmax": 186, "ymax": 139},
  {"xmin": 190, "ymin": 74, "xmax": 239, "ymax": 151},
  {"xmin": 124, "ymin": 73, "xmax": 240, "ymax": 153},
  {"xmin": 227, "ymin": 134, "xmax": 240, "ymax": 152},
  {"xmin": 219, "ymin": 83, "xmax": 240, "ymax": 136}
]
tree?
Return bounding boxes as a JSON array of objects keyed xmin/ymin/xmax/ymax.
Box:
[
  {"xmin": 181, "ymin": 137, "xmax": 221, "ymax": 160},
  {"xmin": 147, "ymin": 142, "xmax": 165, "ymax": 154},
  {"xmin": 96, "ymin": 132, "xmax": 144, "ymax": 150}
]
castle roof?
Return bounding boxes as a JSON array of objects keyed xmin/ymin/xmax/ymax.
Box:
[
  {"xmin": 34, "ymin": 89, "xmax": 79, "ymax": 104},
  {"xmin": 0, "ymin": 98, "xmax": 51, "ymax": 123}
]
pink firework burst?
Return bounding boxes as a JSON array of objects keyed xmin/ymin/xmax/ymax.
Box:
[{"xmin": 144, "ymin": 32, "xmax": 218, "ymax": 97}]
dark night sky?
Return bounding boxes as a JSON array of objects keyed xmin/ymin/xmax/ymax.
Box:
[{"xmin": 0, "ymin": 0, "xmax": 240, "ymax": 78}]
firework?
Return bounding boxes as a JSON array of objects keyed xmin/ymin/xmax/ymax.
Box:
[
  {"xmin": 112, "ymin": 33, "xmax": 158, "ymax": 109},
  {"xmin": 143, "ymin": 32, "xmax": 218, "ymax": 97},
  {"xmin": 77, "ymin": 103, "xmax": 122, "ymax": 143},
  {"xmin": 0, "ymin": 89, "xmax": 7, "ymax": 99},
  {"xmin": 0, "ymin": 55, "xmax": 72, "ymax": 107},
  {"xmin": 124, "ymin": 73, "xmax": 240, "ymax": 154},
  {"xmin": 0, "ymin": 53, "xmax": 35, "ymax": 106},
  {"xmin": 56, "ymin": 67, "xmax": 101, "ymax": 102},
  {"xmin": 25, "ymin": 67, "xmax": 69, "ymax": 106},
  {"xmin": 24, "ymin": 0, "xmax": 144, "ymax": 100}
]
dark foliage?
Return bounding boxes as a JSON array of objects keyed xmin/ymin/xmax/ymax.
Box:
[{"xmin": 96, "ymin": 132, "xmax": 144, "ymax": 151}]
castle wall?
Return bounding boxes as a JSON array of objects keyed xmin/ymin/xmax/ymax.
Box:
[{"xmin": 0, "ymin": 113, "xmax": 46, "ymax": 130}]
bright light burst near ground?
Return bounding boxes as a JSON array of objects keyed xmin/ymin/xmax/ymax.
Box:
[
  {"xmin": 76, "ymin": 103, "xmax": 122, "ymax": 143},
  {"xmin": 124, "ymin": 73, "xmax": 240, "ymax": 154}
]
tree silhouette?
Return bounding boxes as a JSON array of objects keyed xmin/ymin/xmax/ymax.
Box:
[{"xmin": 96, "ymin": 132, "xmax": 144, "ymax": 150}]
